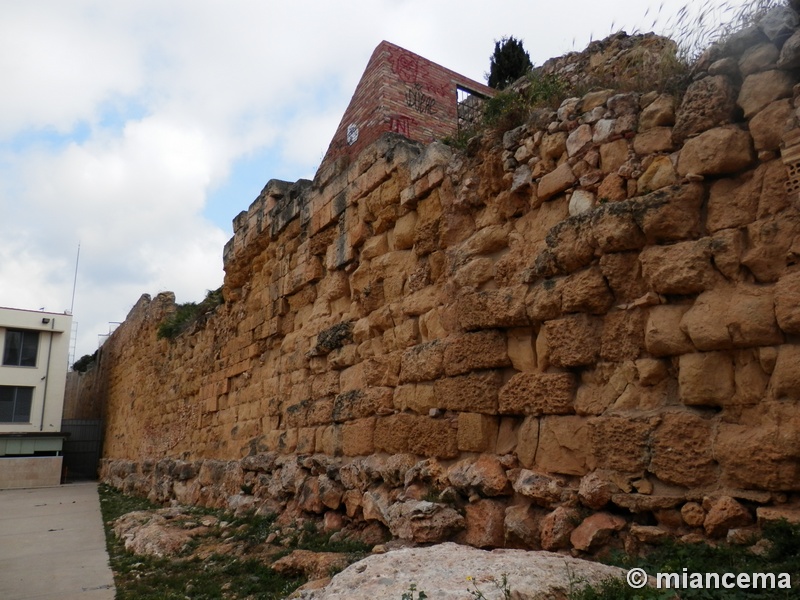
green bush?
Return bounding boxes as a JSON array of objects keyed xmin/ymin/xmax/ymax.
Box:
[{"xmin": 157, "ymin": 287, "xmax": 224, "ymax": 340}]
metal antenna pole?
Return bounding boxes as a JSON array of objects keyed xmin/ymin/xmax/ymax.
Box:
[{"xmin": 70, "ymin": 242, "xmax": 80, "ymax": 315}]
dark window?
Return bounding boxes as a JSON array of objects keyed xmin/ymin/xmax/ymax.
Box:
[
  {"xmin": 3, "ymin": 329, "xmax": 39, "ymax": 367},
  {"xmin": 0, "ymin": 386, "xmax": 33, "ymax": 422}
]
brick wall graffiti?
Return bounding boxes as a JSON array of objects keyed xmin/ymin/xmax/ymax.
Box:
[
  {"xmin": 389, "ymin": 114, "xmax": 416, "ymax": 136},
  {"xmin": 405, "ymin": 84, "xmax": 437, "ymax": 115}
]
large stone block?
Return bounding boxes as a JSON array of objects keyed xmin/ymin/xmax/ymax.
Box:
[
  {"xmin": 645, "ymin": 305, "xmax": 694, "ymax": 356},
  {"xmin": 678, "ymin": 352, "xmax": 735, "ymax": 407},
  {"xmin": 538, "ymin": 162, "xmax": 577, "ymax": 200},
  {"xmin": 749, "ymin": 99, "xmax": 793, "ymax": 152},
  {"xmin": 536, "ymin": 416, "xmax": 593, "ymax": 476},
  {"xmin": 672, "ymin": 75, "xmax": 738, "ymax": 143},
  {"xmin": 680, "ymin": 285, "xmax": 781, "ymax": 351},
  {"xmin": 640, "ymin": 239, "xmax": 717, "ymax": 295},
  {"xmin": 455, "ymin": 286, "xmax": 530, "ymax": 330},
  {"xmin": 650, "ymin": 412, "xmax": 717, "ymax": 488},
  {"xmin": 775, "ymin": 271, "xmax": 800, "ymax": 334},
  {"xmin": 543, "ymin": 314, "xmax": 602, "ymax": 367},
  {"xmin": 463, "ymin": 499, "xmax": 507, "ymax": 548},
  {"xmin": 332, "ymin": 388, "xmax": 393, "ymax": 422},
  {"xmin": 341, "ymin": 418, "xmax": 375, "ymax": 456},
  {"xmin": 636, "ymin": 183, "xmax": 705, "ymax": 244},
  {"xmin": 589, "ymin": 416, "xmax": 656, "ymax": 472},
  {"xmin": 737, "ymin": 69, "xmax": 795, "ymax": 118},
  {"xmin": 707, "ymin": 169, "xmax": 762, "ymax": 233},
  {"xmin": 599, "ymin": 252, "xmax": 647, "ymax": 304},
  {"xmin": 560, "ymin": 267, "xmax": 614, "ymax": 315},
  {"xmin": 676, "ymin": 126, "xmax": 755, "ymax": 177},
  {"xmin": 375, "ymin": 413, "xmax": 458, "ymax": 458},
  {"xmin": 498, "ymin": 372, "xmax": 576, "ymax": 416},
  {"xmin": 526, "ymin": 279, "xmax": 563, "ymax": 322},
  {"xmin": 715, "ymin": 409, "xmax": 800, "ymax": 490},
  {"xmin": 433, "ymin": 370, "xmax": 504, "ymax": 414},
  {"xmin": 457, "ymin": 413, "xmax": 499, "ymax": 453},
  {"xmin": 443, "ymin": 330, "xmax": 510, "ymax": 376},
  {"xmin": 399, "ymin": 340, "xmax": 445, "ymax": 383},
  {"xmin": 742, "ymin": 214, "xmax": 799, "ymax": 283},
  {"xmin": 770, "ymin": 344, "xmax": 800, "ymax": 400},
  {"xmin": 600, "ymin": 309, "xmax": 645, "ymax": 362}
]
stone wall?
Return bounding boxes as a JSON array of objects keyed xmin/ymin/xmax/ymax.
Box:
[{"xmin": 96, "ymin": 11, "xmax": 800, "ymax": 555}]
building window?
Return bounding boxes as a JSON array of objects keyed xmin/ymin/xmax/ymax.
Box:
[
  {"xmin": 0, "ymin": 386, "xmax": 33, "ymax": 422},
  {"xmin": 3, "ymin": 329, "xmax": 39, "ymax": 367}
]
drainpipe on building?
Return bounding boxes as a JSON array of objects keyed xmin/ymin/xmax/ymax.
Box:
[{"xmin": 39, "ymin": 318, "xmax": 55, "ymax": 432}]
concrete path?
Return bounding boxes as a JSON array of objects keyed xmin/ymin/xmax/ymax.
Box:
[{"xmin": 0, "ymin": 482, "xmax": 116, "ymax": 600}]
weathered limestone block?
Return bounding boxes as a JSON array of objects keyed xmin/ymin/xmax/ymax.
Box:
[
  {"xmin": 498, "ymin": 372, "xmax": 576, "ymax": 415},
  {"xmin": 447, "ymin": 455, "xmax": 509, "ymax": 497},
  {"xmin": 703, "ymin": 496, "xmax": 753, "ymax": 538},
  {"xmin": 707, "ymin": 167, "xmax": 763, "ymax": 232},
  {"xmin": 681, "ymin": 502, "xmax": 706, "ymax": 527},
  {"xmin": 590, "ymin": 416, "xmax": 655, "ymax": 472},
  {"xmin": 504, "ymin": 503, "xmax": 543, "ymax": 547},
  {"xmin": 636, "ymin": 183, "xmax": 704, "ymax": 243},
  {"xmin": 714, "ymin": 405, "xmax": 800, "ymax": 490},
  {"xmin": 341, "ymin": 418, "xmax": 375, "ymax": 456},
  {"xmin": 543, "ymin": 314, "xmax": 602, "ymax": 367},
  {"xmin": 639, "ymin": 94, "xmax": 675, "ymax": 130},
  {"xmin": 775, "ymin": 271, "xmax": 800, "ymax": 334},
  {"xmin": 538, "ymin": 162, "xmax": 577, "ymax": 201},
  {"xmin": 546, "ymin": 217, "xmax": 596, "ymax": 274},
  {"xmin": 463, "ymin": 499, "xmax": 506, "ymax": 548},
  {"xmin": 457, "ymin": 413, "xmax": 499, "ymax": 453},
  {"xmin": 567, "ymin": 123, "xmax": 593, "ymax": 157},
  {"xmin": 399, "ymin": 340, "xmax": 445, "ymax": 383},
  {"xmin": 640, "ymin": 239, "xmax": 717, "ymax": 295},
  {"xmin": 374, "ymin": 413, "xmax": 458, "ymax": 458},
  {"xmin": 506, "ymin": 328, "xmax": 536, "ymax": 372},
  {"xmin": 599, "ymin": 252, "xmax": 647, "ymax": 303},
  {"xmin": 678, "ymin": 352, "xmax": 735, "ymax": 407},
  {"xmin": 385, "ymin": 500, "xmax": 465, "ymax": 542},
  {"xmin": 599, "ymin": 139, "xmax": 629, "ymax": 174},
  {"xmin": 515, "ymin": 416, "xmax": 539, "ymax": 468},
  {"xmin": 680, "ymin": 284, "xmax": 782, "ymax": 350},
  {"xmin": 540, "ymin": 506, "xmax": 580, "ymax": 551},
  {"xmin": 749, "ymin": 99, "xmax": 793, "ymax": 152},
  {"xmin": 434, "ymin": 370, "xmax": 504, "ymax": 414},
  {"xmin": 645, "ymin": 305, "xmax": 695, "ymax": 356},
  {"xmin": 560, "ymin": 267, "xmax": 614, "ymax": 314},
  {"xmin": 637, "ymin": 155, "xmax": 677, "ymax": 194},
  {"xmin": 738, "ymin": 69, "xmax": 795, "ymax": 118},
  {"xmin": 676, "ymin": 126, "xmax": 755, "ymax": 177},
  {"xmin": 512, "ymin": 470, "xmax": 567, "ymax": 508},
  {"xmin": 526, "ymin": 279, "xmax": 563, "ymax": 322},
  {"xmin": 578, "ymin": 471, "xmax": 620, "ymax": 510},
  {"xmin": 570, "ymin": 512, "xmax": 627, "ymax": 552},
  {"xmin": 455, "ymin": 286, "xmax": 530, "ymax": 330},
  {"xmin": 536, "ymin": 416, "xmax": 593, "ymax": 476},
  {"xmin": 672, "ymin": 75, "xmax": 738, "ymax": 143},
  {"xmin": 650, "ymin": 412, "xmax": 717, "ymax": 487},
  {"xmin": 332, "ymin": 388, "xmax": 393, "ymax": 422},
  {"xmin": 601, "ymin": 309, "xmax": 645, "ymax": 362},
  {"xmin": 443, "ymin": 330, "xmax": 510, "ymax": 376},
  {"xmin": 742, "ymin": 213, "xmax": 799, "ymax": 282},
  {"xmin": 770, "ymin": 344, "xmax": 800, "ymax": 400},
  {"xmin": 633, "ymin": 127, "xmax": 674, "ymax": 155}
]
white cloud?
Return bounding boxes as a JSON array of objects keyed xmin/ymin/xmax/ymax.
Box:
[{"xmin": 0, "ymin": 0, "xmax": 753, "ymax": 360}]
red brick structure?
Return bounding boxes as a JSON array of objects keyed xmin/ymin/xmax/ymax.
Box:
[{"xmin": 320, "ymin": 40, "xmax": 495, "ymax": 172}]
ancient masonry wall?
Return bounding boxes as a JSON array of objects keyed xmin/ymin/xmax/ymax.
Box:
[{"xmin": 96, "ymin": 19, "xmax": 800, "ymax": 554}]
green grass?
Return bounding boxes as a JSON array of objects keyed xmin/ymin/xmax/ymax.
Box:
[
  {"xmin": 99, "ymin": 484, "xmax": 304, "ymax": 600},
  {"xmin": 570, "ymin": 520, "xmax": 800, "ymax": 600}
]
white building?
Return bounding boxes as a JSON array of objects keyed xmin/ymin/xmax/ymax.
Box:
[{"xmin": 0, "ymin": 306, "xmax": 72, "ymax": 488}]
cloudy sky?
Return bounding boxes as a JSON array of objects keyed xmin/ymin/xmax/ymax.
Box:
[{"xmin": 0, "ymin": 0, "xmax": 753, "ymax": 362}]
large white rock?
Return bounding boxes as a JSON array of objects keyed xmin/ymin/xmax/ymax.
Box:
[{"xmin": 299, "ymin": 542, "xmax": 628, "ymax": 599}]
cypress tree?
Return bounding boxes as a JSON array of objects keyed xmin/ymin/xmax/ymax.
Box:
[{"xmin": 487, "ymin": 36, "xmax": 533, "ymax": 89}]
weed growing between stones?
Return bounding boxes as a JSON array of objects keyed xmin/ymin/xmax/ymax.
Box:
[
  {"xmin": 400, "ymin": 583, "xmax": 428, "ymax": 599},
  {"xmin": 569, "ymin": 520, "xmax": 800, "ymax": 599},
  {"xmin": 157, "ymin": 286, "xmax": 224, "ymax": 340},
  {"xmin": 99, "ymin": 484, "xmax": 372, "ymax": 599},
  {"xmin": 466, "ymin": 573, "xmax": 512, "ymax": 599}
]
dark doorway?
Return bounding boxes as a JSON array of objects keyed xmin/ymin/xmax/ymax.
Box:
[{"xmin": 61, "ymin": 419, "xmax": 103, "ymax": 481}]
